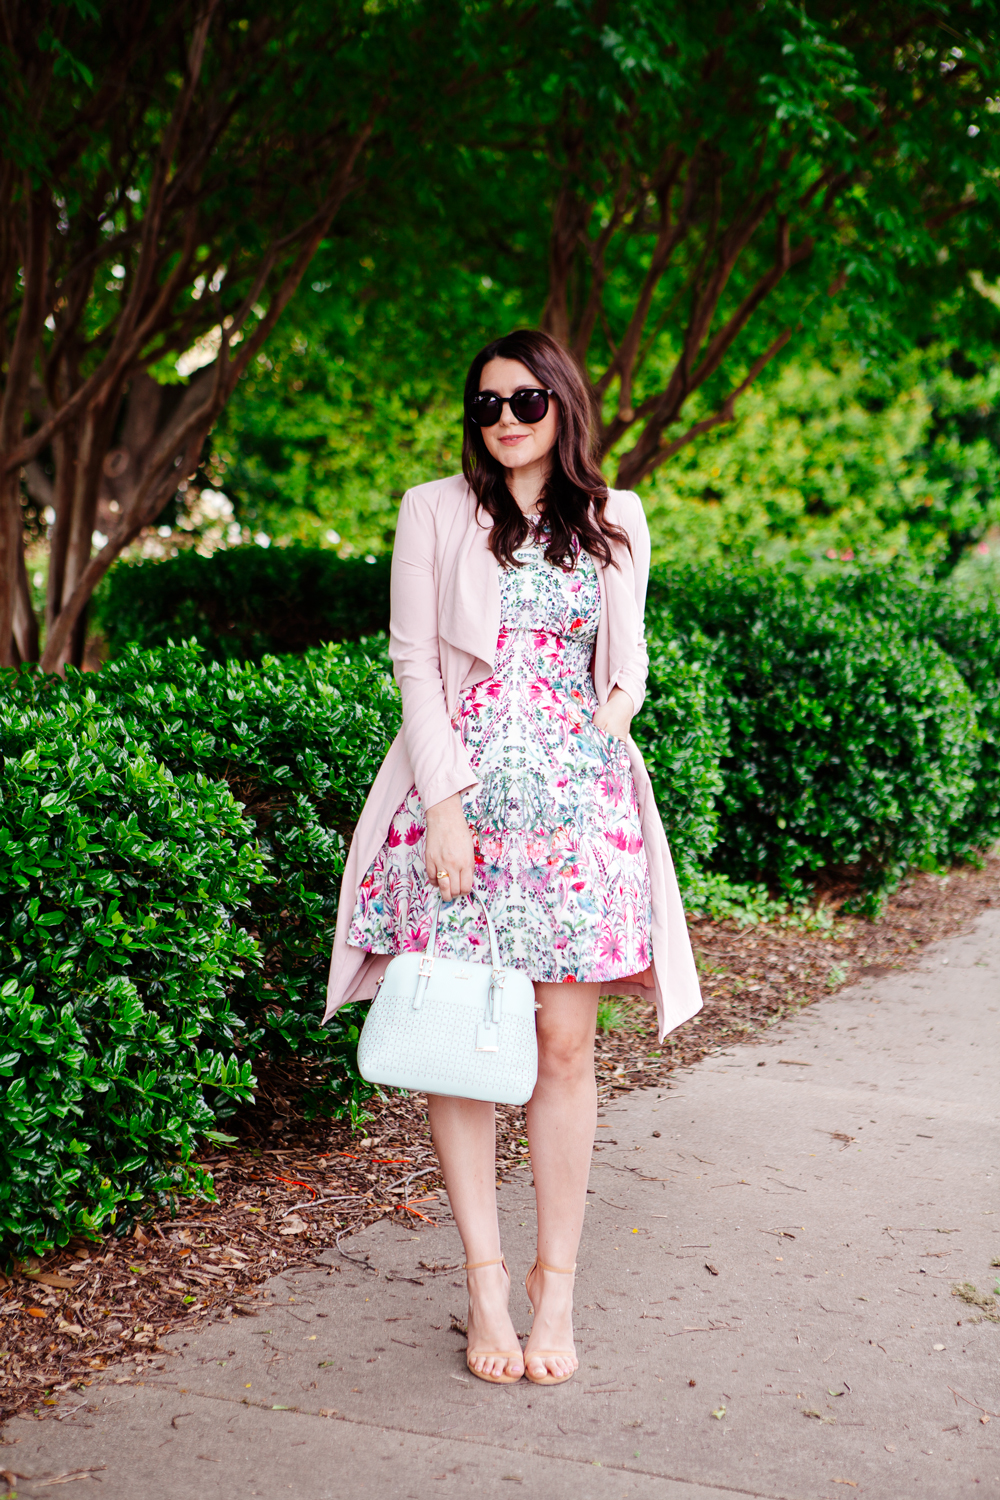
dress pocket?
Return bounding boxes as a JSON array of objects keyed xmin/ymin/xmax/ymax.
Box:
[{"xmin": 589, "ymin": 714, "xmax": 626, "ymax": 761}]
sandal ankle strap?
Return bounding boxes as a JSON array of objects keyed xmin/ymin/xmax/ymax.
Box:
[
  {"xmin": 533, "ymin": 1259, "xmax": 576, "ymax": 1274},
  {"xmin": 465, "ymin": 1256, "xmax": 507, "ymax": 1271}
]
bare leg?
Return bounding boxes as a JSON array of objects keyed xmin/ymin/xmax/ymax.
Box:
[
  {"xmin": 523, "ymin": 980, "xmax": 600, "ymax": 1381},
  {"xmin": 426, "ymin": 1093, "xmax": 523, "ymax": 1380}
]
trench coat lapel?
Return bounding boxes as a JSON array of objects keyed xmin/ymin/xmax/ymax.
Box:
[
  {"xmin": 434, "ymin": 494, "xmax": 636, "ymax": 697},
  {"xmin": 435, "ymin": 494, "xmax": 501, "ymax": 673}
]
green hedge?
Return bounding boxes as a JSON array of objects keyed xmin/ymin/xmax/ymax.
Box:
[
  {"xmin": 649, "ymin": 566, "xmax": 988, "ymax": 900},
  {"xmin": 828, "ymin": 569, "xmax": 1000, "ymax": 854},
  {"xmin": 0, "ymin": 640, "xmax": 400, "ymax": 1260},
  {"xmin": 1, "ymin": 692, "xmax": 258, "ymax": 1254},
  {"xmin": 94, "ymin": 545, "xmax": 391, "ymax": 662},
  {"xmin": 97, "ymin": 544, "xmax": 998, "ymax": 895},
  {"xmin": 630, "ymin": 625, "xmax": 727, "ymax": 886}
]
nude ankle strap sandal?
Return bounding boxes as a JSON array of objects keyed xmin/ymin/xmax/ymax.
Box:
[
  {"xmin": 463, "ymin": 1256, "xmax": 524, "ymax": 1385},
  {"xmin": 523, "ymin": 1259, "xmax": 578, "ymax": 1387}
]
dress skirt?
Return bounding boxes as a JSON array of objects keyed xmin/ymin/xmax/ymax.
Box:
[{"xmin": 347, "ymin": 531, "xmax": 652, "ymax": 983}]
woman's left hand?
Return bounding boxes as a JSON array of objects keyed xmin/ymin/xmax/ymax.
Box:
[{"xmin": 592, "ymin": 687, "xmax": 634, "ymax": 743}]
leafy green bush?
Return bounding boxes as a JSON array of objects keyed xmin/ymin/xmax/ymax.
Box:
[
  {"xmin": 0, "ymin": 687, "xmax": 260, "ymax": 1256},
  {"xmin": 86, "ymin": 638, "xmax": 401, "ymax": 1100},
  {"xmin": 649, "ymin": 566, "xmax": 983, "ymax": 901},
  {"xmin": 827, "ymin": 568, "xmax": 1000, "ymax": 853},
  {"xmin": 631, "ymin": 625, "xmax": 727, "ymax": 884},
  {"xmin": 0, "ymin": 640, "xmax": 401, "ymax": 1260},
  {"xmin": 98, "ymin": 543, "xmax": 997, "ymax": 901},
  {"xmin": 95, "ymin": 545, "xmax": 391, "ymax": 662}
]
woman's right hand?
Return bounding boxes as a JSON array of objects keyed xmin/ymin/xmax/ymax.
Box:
[{"xmin": 424, "ymin": 793, "xmax": 476, "ymax": 901}]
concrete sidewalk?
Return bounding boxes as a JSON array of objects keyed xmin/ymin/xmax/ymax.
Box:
[{"xmin": 4, "ymin": 910, "xmax": 998, "ymax": 1500}]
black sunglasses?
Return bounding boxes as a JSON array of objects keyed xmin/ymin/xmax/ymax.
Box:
[{"xmin": 467, "ymin": 386, "xmax": 554, "ymax": 427}]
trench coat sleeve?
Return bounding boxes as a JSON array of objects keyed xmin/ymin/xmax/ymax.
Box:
[
  {"xmin": 388, "ymin": 487, "xmax": 480, "ymax": 811},
  {"xmin": 610, "ymin": 491, "xmax": 651, "ymax": 716}
]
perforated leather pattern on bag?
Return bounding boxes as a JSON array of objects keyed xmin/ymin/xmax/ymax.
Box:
[{"xmin": 358, "ymin": 987, "xmax": 538, "ymax": 1104}]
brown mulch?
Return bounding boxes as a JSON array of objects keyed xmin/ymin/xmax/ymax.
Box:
[{"xmin": 1, "ymin": 854, "xmax": 996, "ymax": 1425}]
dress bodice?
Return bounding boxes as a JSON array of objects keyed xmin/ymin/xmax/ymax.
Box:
[{"xmin": 496, "ymin": 535, "xmax": 601, "ymax": 685}]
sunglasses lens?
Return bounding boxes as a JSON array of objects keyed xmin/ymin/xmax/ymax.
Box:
[
  {"xmin": 469, "ymin": 394, "xmax": 502, "ymax": 426},
  {"xmin": 511, "ymin": 390, "xmax": 548, "ymax": 423}
]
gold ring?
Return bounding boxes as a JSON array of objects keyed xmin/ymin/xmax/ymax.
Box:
[{"xmin": 436, "ymin": 870, "xmax": 449, "ymax": 880}]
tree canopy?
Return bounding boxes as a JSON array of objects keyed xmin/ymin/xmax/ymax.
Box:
[
  {"xmin": 4, "ymin": 0, "xmax": 1000, "ymax": 667},
  {"xmin": 483, "ymin": 0, "xmax": 1000, "ymax": 486},
  {"xmin": 0, "ymin": 0, "xmax": 500, "ymax": 667}
]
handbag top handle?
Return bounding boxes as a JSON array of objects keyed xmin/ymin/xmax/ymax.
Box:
[
  {"xmin": 423, "ymin": 890, "xmax": 502, "ymax": 970},
  {"xmin": 412, "ymin": 891, "xmax": 506, "ymax": 1016}
]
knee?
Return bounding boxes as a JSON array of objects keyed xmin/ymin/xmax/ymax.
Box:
[{"xmin": 536, "ymin": 1030, "xmax": 594, "ymax": 1085}]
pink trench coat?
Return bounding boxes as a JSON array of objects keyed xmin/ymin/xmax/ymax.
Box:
[{"xmin": 322, "ymin": 474, "xmax": 703, "ymax": 1042}]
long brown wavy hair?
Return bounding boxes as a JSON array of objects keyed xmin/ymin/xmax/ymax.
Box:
[{"xmin": 461, "ymin": 329, "xmax": 629, "ymax": 571}]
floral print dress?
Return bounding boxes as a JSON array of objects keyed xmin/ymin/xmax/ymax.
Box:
[{"xmin": 347, "ymin": 530, "xmax": 652, "ymax": 983}]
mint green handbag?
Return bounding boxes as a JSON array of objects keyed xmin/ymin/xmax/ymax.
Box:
[{"xmin": 357, "ymin": 893, "xmax": 538, "ymax": 1105}]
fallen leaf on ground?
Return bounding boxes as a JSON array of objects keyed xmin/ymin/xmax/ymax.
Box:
[
  {"xmin": 278, "ymin": 1215, "xmax": 308, "ymax": 1236},
  {"xmin": 711, "ymin": 1406, "xmax": 726, "ymax": 1419}
]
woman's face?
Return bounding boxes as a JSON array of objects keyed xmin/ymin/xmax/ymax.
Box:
[{"xmin": 477, "ymin": 357, "xmax": 559, "ymax": 474}]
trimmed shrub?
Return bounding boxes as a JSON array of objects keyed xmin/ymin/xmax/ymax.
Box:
[
  {"xmin": 94, "ymin": 545, "xmax": 391, "ymax": 662},
  {"xmin": 631, "ymin": 625, "xmax": 727, "ymax": 884},
  {"xmin": 649, "ymin": 566, "xmax": 983, "ymax": 900},
  {"xmin": 97, "ymin": 543, "xmax": 997, "ymax": 896},
  {"xmin": 0, "ymin": 639, "xmax": 401, "ymax": 1260},
  {"xmin": 0, "ymin": 688, "xmax": 259, "ymax": 1255},
  {"xmin": 85, "ymin": 638, "xmax": 401, "ymax": 1102},
  {"xmin": 826, "ymin": 569, "xmax": 1000, "ymax": 852}
]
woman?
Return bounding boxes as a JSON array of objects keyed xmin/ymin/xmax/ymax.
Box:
[{"xmin": 324, "ymin": 329, "xmax": 701, "ymax": 1386}]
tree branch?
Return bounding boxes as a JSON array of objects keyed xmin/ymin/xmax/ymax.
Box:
[{"xmin": 617, "ymin": 327, "xmax": 793, "ymax": 489}]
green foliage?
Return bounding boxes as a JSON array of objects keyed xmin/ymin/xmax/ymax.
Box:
[
  {"xmin": 0, "ymin": 683, "xmax": 260, "ymax": 1258},
  {"xmin": 0, "ymin": 640, "xmax": 401, "ymax": 1261},
  {"xmin": 99, "ymin": 543, "xmax": 998, "ymax": 910},
  {"xmin": 631, "ymin": 629, "xmax": 727, "ymax": 885},
  {"xmin": 595, "ymin": 998, "xmax": 635, "ymax": 1033},
  {"xmin": 652, "ymin": 566, "xmax": 985, "ymax": 905},
  {"xmin": 829, "ymin": 569, "xmax": 1000, "ymax": 854},
  {"xmin": 199, "ymin": 3, "xmax": 1000, "ymax": 551},
  {"xmin": 641, "ymin": 347, "xmax": 1000, "ymax": 575},
  {"xmin": 69, "ymin": 640, "xmax": 401, "ymax": 1110},
  {"xmin": 350, "ymin": 0, "xmax": 1000, "ymax": 492},
  {"xmin": 205, "ymin": 282, "xmax": 498, "ymax": 555},
  {"xmin": 95, "ymin": 546, "xmax": 391, "ymax": 662}
]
